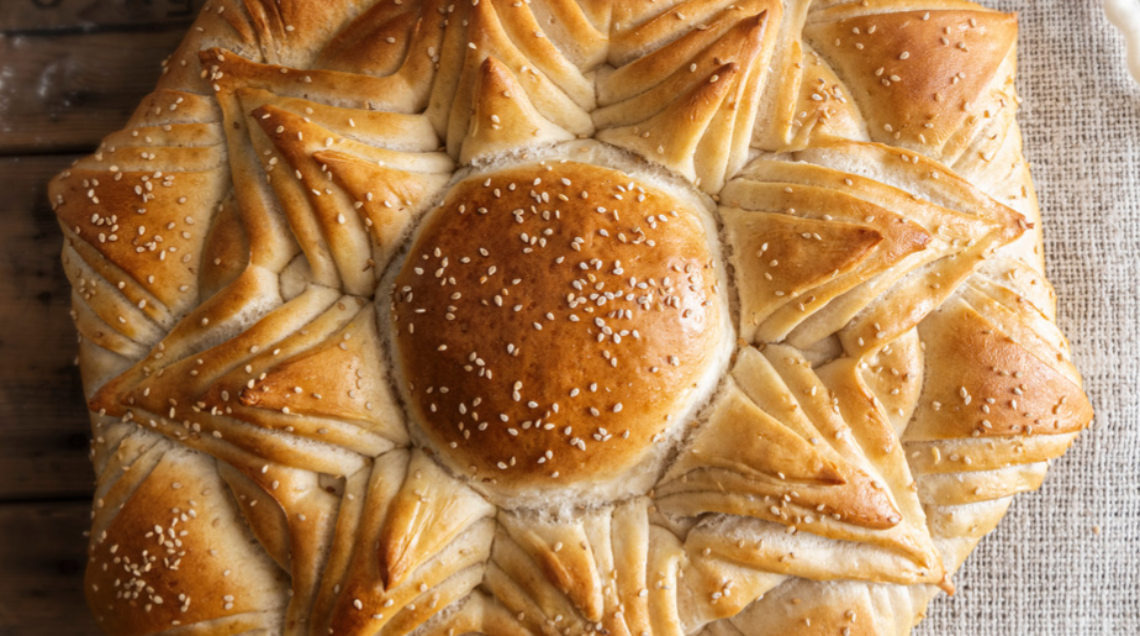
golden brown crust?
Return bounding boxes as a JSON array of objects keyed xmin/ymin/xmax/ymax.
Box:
[
  {"xmin": 459, "ymin": 57, "xmax": 576, "ymax": 164},
  {"xmin": 50, "ymin": 1, "xmax": 1091, "ymax": 634},
  {"xmin": 907, "ymin": 297, "xmax": 1092, "ymax": 441},
  {"xmin": 51, "ymin": 165, "xmax": 226, "ymax": 316},
  {"xmin": 391, "ymin": 161, "xmax": 727, "ymax": 491},
  {"xmin": 804, "ymin": 9, "xmax": 1018, "ymax": 154},
  {"xmin": 86, "ymin": 443, "xmax": 287, "ymax": 636}
]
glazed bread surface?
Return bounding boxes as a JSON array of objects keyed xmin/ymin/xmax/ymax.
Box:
[{"xmin": 49, "ymin": 1, "xmax": 1093, "ymax": 635}]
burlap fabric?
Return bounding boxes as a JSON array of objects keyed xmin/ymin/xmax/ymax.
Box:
[{"xmin": 916, "ymin": 1, "xmax": 1140, "ymax": 633}]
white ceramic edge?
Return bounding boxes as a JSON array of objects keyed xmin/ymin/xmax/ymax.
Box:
[{"xmin": 1105, "ymin": 0, "xmax": 1140, "ymax": 84}]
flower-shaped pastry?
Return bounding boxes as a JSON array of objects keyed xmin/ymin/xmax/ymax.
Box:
[{"xmin": 49, "ymin": 1, "xmax": 1092, "ymax": 634}]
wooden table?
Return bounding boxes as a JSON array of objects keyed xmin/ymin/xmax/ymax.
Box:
[{"xmin": 0, "ymin": 2, "xmax": 205, "ymax": 634}]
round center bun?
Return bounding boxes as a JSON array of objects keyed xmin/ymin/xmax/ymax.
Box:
[{"xmin": 390, "ymin": 160, "xmax": 728, "ymax": 498}]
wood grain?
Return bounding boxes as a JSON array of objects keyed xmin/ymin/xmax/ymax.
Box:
[
  {"xmin": 0, "ymin": 500, "xmax": 100, "ymax": 636},
  {"xmin": 0, "ymin": 0, "xmax": 203, "ymax": 33},
  {"xmin": 0, "ymin": 155, "xmax": 96, "ymax": 501},
  {"xmin": 0, "ymin": 28, "xmax": 189, "ymax": 154}
]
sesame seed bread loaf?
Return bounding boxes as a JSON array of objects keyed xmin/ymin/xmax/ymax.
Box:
[{"xmin": 48, "ymin": 1, "xmax": 1093, "ymax": 634}]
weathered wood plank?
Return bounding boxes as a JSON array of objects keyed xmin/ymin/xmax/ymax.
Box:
[
  {"xmin": 0, "ymin": 0, "xmax": 203, "ymax": 33},
  {"xmin": 0, "ymin": 29, "xmax": 189, "ymax": 154},
  {"xmin": 0, "ymin": 501, "xmax": 99, "ymax": 636},
  {"xmin": 0, "ymin": 155, "xmax": 96, "ymax": 501}
]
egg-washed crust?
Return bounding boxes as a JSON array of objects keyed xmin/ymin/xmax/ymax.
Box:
[
  {"xmin": 391, "ymin": 161, "xmax": 727, "ymax": 492},
  {"xmin": 49, "ymin": 1, "xmax": 1091, "ymax": 635}
]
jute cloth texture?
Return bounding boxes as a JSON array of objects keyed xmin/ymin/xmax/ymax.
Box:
[{"xmin": 915, "ymin": 1, "xmax": 1139, "ymax": 633}]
